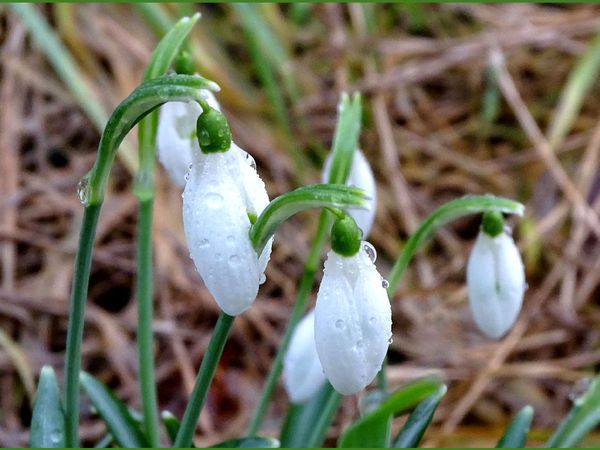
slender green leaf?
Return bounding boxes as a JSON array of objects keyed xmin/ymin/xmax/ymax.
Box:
[
  {"xmin": 338, "ymin": 377, "xmax": 442, "ymax": 448},
  {"xmin": 211, "ymin": 437, "xmax": 280, "ymax": 448},
  {"xmin": 393, "ymin": 384, "xmax": 447, "ymax": 448},
  {"xmin": 94, "ymin": 434, "xmax": 113, "ymax": 448},
  {"xmin": 161, "ymin": 411, "xmax": 194, "ymax": 447},
  {"xmin": 29, "ymin": 366, "xmax": 65, "ymax": 448},
  {"xmin": 497, "ymin": 405, "xmax": 534, "ymax": 448},
  {"xmin": 327, "ymin": 93, "xmax": 362, "ymax": 185},
  {"xmin": 80, "ymin": 372, "xmax": 148, "ymax": 448},
  {"xmin": 547, "ymin": 374, "xmax": 600, "ymax": 447}
]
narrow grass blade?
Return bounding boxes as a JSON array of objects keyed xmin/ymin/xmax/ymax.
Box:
[
  {"xmin": 338, "ymin": 377, "xmax": 442, "ymax": 448},
  {"xmin": 497, "ymin": 405, "xmax": 534, "ymax": 448},
  {"xmin": 29, "ymin": 366, "xmax": 65, "ymax": 448},
  {"xmin": 211, "ymin": 437, "xmax": 280, "ymax": 448},
  {"xmin": 393, "ymin": 384, "xmax": 447, "ymax": 448},
  {"xmin": 547, "ymin": 374, "xmax": 600, "ymax": 448},
  {"xmin": 80, "ymin": 372, "xmax": 149, "ymax": 448}
]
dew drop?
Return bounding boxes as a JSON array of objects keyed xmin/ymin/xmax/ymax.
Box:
[
  {"xmin": 204, "ymin": 192, "xmax": 223, "ymax": 208},
  {"xmin": 77, "ymin": 175, "xmax": 90, "ymax": 205},
  {"xmin": 381, "ymin": 278, "xmax": 389, "ymax": 289},
  {"xmin": 369, "ymin": 316, "xmax": 377, "ymax": 325},
  {"xmin": 229, "ymin": 254, "xmax": 240, "ymax": 265},
  {"xmin": 363, "ymin": 242, "xmax": 377, "ymax": 263},
  {"xmin": 335, "ymin": 319, "xmax": 344, "ymax": 329},
  {"xmin": 188, "ymin": 162, "xmax": 193, "ymax": 170},
  {"xmin": 355, "ymin": 339, "xmax": 364, "ymax": 349},
  {"xmin": 49, "ymin": 431, "xmax": 63, "ymax": 445},
  {"xmin": 199, "ymin": 238, "xmax": 210, "ymax": 248},
  {"xmin": 199, "ymin": 128, "xmax": 211, "ymax": 147},
  {"xmin": 259, "ymin": 273, "xmax": 266, "ymax": 284},
  {"xmin": 226, "ymin": 235, "xmax": 235, "ymax": 245},
  {"xmin": 388, "ymin": 336, "xmax": 394, "ymax": 345}
]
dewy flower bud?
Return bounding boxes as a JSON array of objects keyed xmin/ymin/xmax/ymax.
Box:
[
  {"xmin": 283, "ymin": 309, "xmax": 327, "ymax": 404},
  {"xmin": 314, "ymin": 243, "xmax": 392, "ymax": 395},
  {"xmin": 467, "ymin": 227, "xmax": 525, "ymax": 339},
  {"xmin": 157, "ymin": 89, "xmax": 221, "ymax": 186},
  {"xmin": 182, "ymin": 141, "xmax": 272, "ymax": 316},
  {"xmin": 322, "ymin": 150, "xmax": 377, "ymax": 237}
]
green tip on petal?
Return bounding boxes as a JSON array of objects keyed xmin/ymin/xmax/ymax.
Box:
[
  {"xmin": 481, "ymin": 210, "xmax": 505, "ymax": 237},
  {"xmin": 196, "ymin": 103, "xmax": 232, "ymax": 153},
  {"xmin": 331, "ymin": 215, "xmax": 362, "ymax": 256}
]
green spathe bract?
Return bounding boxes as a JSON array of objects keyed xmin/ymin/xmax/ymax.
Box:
[
  {"xmin": 331, "ymin": 214, "xmax": 362, "ymax": 256},
  {"xmin": 196, "ymin": 104, "xmax": 232, "ymax": 153}
]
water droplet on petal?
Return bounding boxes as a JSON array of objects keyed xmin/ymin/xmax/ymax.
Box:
[
  {"xmin": 199, "ymin": 238, "xmax": 210, "ymax": 248},
  {"xmin": 355, "ymin": 340, "xmax": 364, "ymax": 349},
  {"xmin": 229, "ymin": 254, "xmax": 240, "ymax": 265},
  {"xmin": 77, "ymin": 175, "xmax": 90, "ymax": 205},
  {"xmin": 363, "ymin": 242, "xmax": 377, "ymax": 263},
  {"xmin": 381, "ymin": 278, "xmax": 389, "ymax": 289},
  {"xmin": 259, "ymin": 273, "xmax": 266, "ymax": 284},
  {"xmin": 204, "ymin": 192, "xmax": 223, "ymax": 208},
  {"xmin": 388, "ymin": 336, "xmax": 394, "ymax": 345},
  {"xmin": 369, "ymin": 316, "xmax": 377, "ymax": 325},
  {"xmin": 245, "ymin": 153, "xmax": 257, "ymax": 170},
  {"xmin": 335, "ymin": 319, "xmax": 344, "ymax": 329}
]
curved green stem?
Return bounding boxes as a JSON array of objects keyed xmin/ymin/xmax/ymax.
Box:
[
  {"xmin": 305, "ymin": 385, "xmax": 342, "ymax": 448},
  {"xmin": 64, "ymin": 204, "xmax": 101, "ymax": 447},
  {"xmin": 250, "ymin": 184, "xmax": 368, "ymax": 255},
  {"xmin": 173, "ymin": 313, "xmax": 235, "ymax": 448},
  {"xmin": 386, "ymin": 194, "xmax": 524, "ymax": 295},
  {"xmin": 133, "ymin": 16, "xmax": 201, "ymax": 446}
]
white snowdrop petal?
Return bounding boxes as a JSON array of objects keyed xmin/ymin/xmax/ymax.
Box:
[
  {"xmin": 157, "ymin": 101, "xmax": 201, "ymax": 186},
  {"xmin": 157, "ymin": 89, "xmax": 221, "ymax": 186},
  {"xmin": 315, "ymin": 248, "xmax": 391, "ymax": 395},
  {"xmin": 183, "ymin": 150, "xmax": 260, "ymax": 316},
  {"xmin": 322, "ymin": 150, "xmax": 377, "ymax": 237},
  {"xmin": 467, "ymin": 232, "xmax": 525, "ymax": 339},
  {"xmin": 283, "ymin": 310, "xmax": 327, "ymax": 404}
]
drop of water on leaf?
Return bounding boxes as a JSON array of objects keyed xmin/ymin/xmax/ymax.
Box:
[
  {"xmin": 77, "ymin": 175, "xmax": 90, "ymax": 205},
  {"xmin": 49, "ymin": 431, "xmax": 63, "ymax": 444},
  {"xmin": 363, "ymin": 242, "xmax": 377, "ymax": 263},
  {"xmin": 199, "ymin": 128, "xmax": 211, "ymax": 147},
  {"xmin": 335, "ymin": 319, "xmax": 344, "ymax": 329}
]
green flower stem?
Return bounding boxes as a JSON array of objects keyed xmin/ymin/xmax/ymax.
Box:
[
  {"xmin": 133, "ymin": 16, "xmax": 200, "ymax": 446},
  {"xmin": 64, "ymin": 204, "xmax": 101, "ymax": 447},
  {"xmin": 246, "ymin": 212, "xmax": 332, "ymax": 436},
  {"xmin": 250, "ymin": 184, "xmax": 368, "ymax": 255},
  {"xmin": 135, "ymin": 200, "xmax": 160, "ymax": 447},
  {"xmin": 386, "ymin": 194, "xmax": 525, "ymax": 295},
  {"xmin": 173, "ymin": 313, "xmax": 235, "ymax": 448}
]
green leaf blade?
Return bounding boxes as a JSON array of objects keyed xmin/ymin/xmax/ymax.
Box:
[
  {"xmin": 211, "ymin": 437, "xmax": 280, "ymax": 448},
  {"xmin": 496, "ymin": 405, "xmax": 534, "ymax": 448},
  {"xmin": 29, "ymin": 366, "xmax": 65, "ymax": 448},
  {"xmin": 80, "ymin": 372, "xmax": 148, "ymax": 448},
  {"xmin": 393, "ymin": 384, "xmax": 447, "ymax": 448}
]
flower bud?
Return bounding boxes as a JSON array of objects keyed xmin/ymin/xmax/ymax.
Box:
[
  {"xmin": 183, "ymin": 142, "xmax": 272, "ymax": 315},
  {"xmin": 322, "ymin": 150, "xmax": 377, "ymax": 237},
  {"xmin": 467, "ymin": 229, "xmax": 525, "ymax": 339},
  {"xmin": 283, "ymin": 309, "xmax": 327, "ymax": 404},
  {"xmin": 314, "ymin": 243, "xmax": 391, "ymax": 395},
  {"xmin": 157, "ymin": 89, "xmax": 221, "ymax": 186}
]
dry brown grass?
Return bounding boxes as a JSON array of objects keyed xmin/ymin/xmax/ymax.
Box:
[{"xmin": 2, "ymin": 3, "xmax": 600, "ymax": 447}]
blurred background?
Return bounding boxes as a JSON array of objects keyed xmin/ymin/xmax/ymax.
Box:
[{"xmin": 2, "ymin": 3, "xmax": 600, "ymax": 447}]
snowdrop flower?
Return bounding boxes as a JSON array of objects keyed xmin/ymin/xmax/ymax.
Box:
[
  {"xmin": 183, "ymin": 105, "xmax": 272, "ymax": 316},
  {"xmin": 283, "ymin": 309, "xmax": 327, "ymax": 404},
  {"xmin": 322, "ymin": 150, "xmax": 377, "ymax": 237},
  {"xmin": 467, "ymin": 211, "xmax": 525, "ymax": 339},
  {"xmin": 157, "ymin": 89, "xmax": 220, "ymax": 186},
  {"xmin": 315, "ymin": 216, "xmax": 391, "ymax": 395}
]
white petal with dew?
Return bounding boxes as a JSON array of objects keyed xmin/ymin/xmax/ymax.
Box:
[{"xmin": 467, "ymin": 231, "xmax": 525, "ymax": 339}]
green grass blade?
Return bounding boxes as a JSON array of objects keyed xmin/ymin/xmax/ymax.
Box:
[
  {"xmin": 29, "ymin": 366, "xmax": 65, "ymax": 448},
  {"xmin": 547, "ymin": 374, "xmax": 600, "ymax": 448},
  {"xmin": 80, "ymin": 372, "xmax": 149, "ymax": 448},
  {"xmin": 211, "ymin": 437, "xmax": 280, "ymax": 448},
  {"xmin": 338, "ymin": 378, "xmax": 442, "ymax": 448},
  {"xmin": 547, "ymin": 30, "xmax": 600, "ymax": 150},
  {"xmin": 496, "ymin": 405, "xmax": 534, "ymax": 448},
  {"xmin": 393, "ymin": 384, "xmax": 447, "ymax": 448}
]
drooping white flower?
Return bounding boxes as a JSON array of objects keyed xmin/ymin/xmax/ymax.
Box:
[
  {"xmin": 314, "ymin": 243, "xmax": 391, "ymax": 395},
  {"xmin": 322, "ymin": 150, "xmax": 377, "ymax": 237},
  {"xmin": 466, "ymin": 230, "xmax": 525, "ymax": 339},
  {"xmin": 157, "ymin": 89, "xmax": 221, "ymax": 186},
  {"xmin": 182, "ymin": 142, "xmax": 272, "ymax": 316},
  {"xmin": 283, "ymin": 309, "xmax": 327, "ymax": 404}
]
